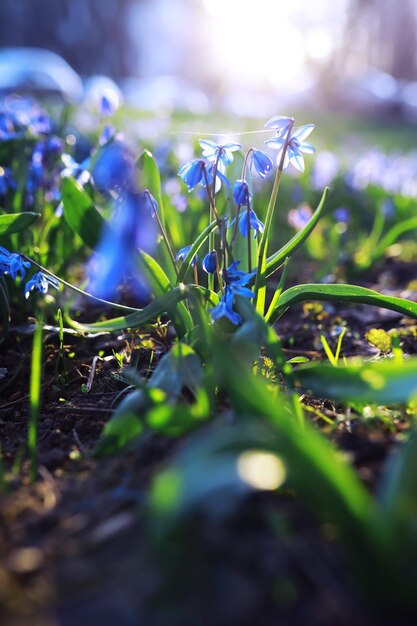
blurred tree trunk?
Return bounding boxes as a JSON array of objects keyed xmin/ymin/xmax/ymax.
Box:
[{"xmin": 0, "ymin": 0, "xmax": 139, "ymax": 78}]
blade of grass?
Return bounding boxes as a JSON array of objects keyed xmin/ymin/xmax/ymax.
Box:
[{"xmin": 28, "ymin": 320, "xmax": 43, "ymax": 482}]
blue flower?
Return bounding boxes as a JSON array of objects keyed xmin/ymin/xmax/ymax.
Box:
[
  {"xmin": 236, "ymin": 209, "xmax": 264, "ymax": 239},
  {"xmin": 209, "ymin": 262, "xmax": 255, "ymax": 325},
  {"xmin": 199, "ymin": 140, "xmax": 241, "ymax": 172},
  {"xmin": 61, "ymin": 153, "xmax": 91, "ymax": 186},
  {"xmin": 24, "ymin": 271, "xmax": 60, "ymax": 299},
  {"xmin": 249, "ymin": 149, "xmax": 273, "ymax": 179},
  {"xmin": 0, "ymin": 247, "xmax": 30, "ymax": 280},
  {"xmin": 178, "ymin": 159, "xmax": 205, "ymax": 192},
  {"xmin": 202, "ymin": 163, "xmax": 231, "ymax": 194},
  {"xmin": 89, "ymin": 190, "xmax": 157, "ymax": 300},
  {"xmin": 210, "ymin": 291, "xmax": 242, "ymax": 325},
  {"xmin": 141, "ymin": 190, "xmax": 158, "ymax": 218},
  {"xmin": 202, "ymin": 250, "xmax": 217, "ymax": 274},
  {"xmin": 266, "ymin": 123, "xmax": 315, "ymax": 172},
  {"xmin": 334, "ymin": 207, "xmax": 350, "ymax": 223},
  {"xmin": 99, "ymin": 90, "xmax": 120, "ymax": 117},
  {"xmin": 223, "ymin": 261, "xmax": 255, "ymax": 298},
  {"xmin": 233, "ymin": 179, "xmax": 251, "ymax": 207},
  {"xmin": 99, "ymin": 125, "xmax": 116, "ymax": 146},
  {"xmin": 264, "ymin": 115, "xmax": 294, "ymax": 133},
  {"xmin": 0, "ymin": 167, "xmax": 17, "ymax": 195},
  {"xmin": 176, "ymin": 245, "xmax": 198, "ymax": 267},
  {"xmin": 288, "ymin": 204, "xmax": 312, "ymax": 230},
  {"xmin": 92, "ymin": 142, "xmax": 134, "ymax": 192}
]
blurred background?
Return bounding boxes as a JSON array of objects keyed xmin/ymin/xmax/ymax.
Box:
[{"xmin": 1, "ymin": 0, "xmax": 417, "ymax": 119}]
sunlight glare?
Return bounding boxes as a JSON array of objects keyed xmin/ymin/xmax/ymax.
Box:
[
  {"xmin": 237, "ymin": 450, "xmax": 286, "ymax": 491},
  {"xmin": 203, "ymin": 0, "xmax": 308, "ymax": 88}
]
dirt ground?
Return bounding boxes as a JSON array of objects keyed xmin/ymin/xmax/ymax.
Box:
[{"xmin": 1, "ymin": 259, "xmax": 417, "ymax": 626}]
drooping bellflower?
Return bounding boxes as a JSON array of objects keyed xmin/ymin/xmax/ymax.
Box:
[
  {"xmin": 25, "ymin": 272, "xmax": 60, "ymax": 299},
  {"xmin": 249, "ymin": 149, "xmax": 274, "ymax": 179},
  {"xmin": 176, "ymin": 245, "xmax": 198, "ymax": 267},
  {"xmin": 233, "ymin": 179, "xmax": 251, "ymax": 207},
  {"xmin": 210, "ymin": 261, "xmax": 255, "ymax": 325},
  {"xmin": 0, "ymin": 247, "xmax": 30, "ymax": 280},
  {"xmin": 178, "ymin": 159, "xmax": 205, "ymax": 192},
  {"xmin": 202, "ymin": 250, "xmax": 217, "ymax": 274},
  {"xmin": 236, "ymin": 209, "xmax": 264, "ymax": 239}
]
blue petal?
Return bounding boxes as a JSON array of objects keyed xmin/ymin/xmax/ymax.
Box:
[
  {"xmin": 202, "ymin": 251, "xmax": 217, "ymax": 274},
  {"xmin": 292, "ymin": 124, "xmax": 315, "ymax": 141},
  {"xmin": 251, "ymin": 149, "xmax": 273, "ymax": 179},
  {"xmin": 265, "ymin": 137, "xmax": 286, "ymax": 151},
  {"xmin": 300, "ymin": 142, "xmax": 316, "ymax": 155},
  {"xmin": 264, "ymin": 115, "xmax": 293, "ymax": 131}
]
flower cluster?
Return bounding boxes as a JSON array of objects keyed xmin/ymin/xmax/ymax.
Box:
[
  {"xmin": 0, "ymin": 97, "xmax": 64, "ymax": 207},
  {"xmin": 0, "ymin": 247, "xmax": 59, "ymax": 299},
  {"xmin": 210, "ymin": 262, "xmax": 255, "ymax": 325}
]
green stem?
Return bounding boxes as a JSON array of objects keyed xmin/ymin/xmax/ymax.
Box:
[
  {"xmin": 154, "ymin": 209, "xmax": 178, "ymax": 276},
  {"xmin": 247, "ymin": 202, "xmax": 252, "ymax": 272},
  {"xmin": 254, "ymin": 120, "xmax": 294, "ymax": 315}
]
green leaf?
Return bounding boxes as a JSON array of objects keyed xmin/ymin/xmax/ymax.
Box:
[
  {"xmin": 0, "ymin": 212, "xmax": 40, "ymax": 235},
  {"xmin": 138, "ymin": 250, "xmax": 193, "ymax": 337},
  {"xmin": 264, "ymin": 186, "xmax": 328, "ymax": 279},
  {"xmin": 210, "ymin": 341, "xmax": 387, "ymax": 554},
  {"xmin": 94, "ymin": 410, "xmax": 144, "ymax": 457},
  {"xmin": 270, "ymin": 283, "xmax": 417, "ymax": 324},
  {"xmin": 62, "ymin": 177, "xmax": 106, "ymax": 249},
  {"xmin": 136, "ymin": 150, "xmax": 165, "ymax": 226},
  {"xmin": 67, "ymin": 285, "xmax": 218, "ymax": 334},
  {"xmin": 150, "ymin": 342, "xmax": 203, "ymax": 398},
  {"xmin": 293, "ymin": 358, "xmax": 417, "ymax": 404},
  {"xmin": 373, "ymin": 215, "xmax": 417, "ymax": 260}
]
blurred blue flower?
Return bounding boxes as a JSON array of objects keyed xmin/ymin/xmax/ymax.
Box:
[
  {"xmin": 199, "ymin": 140, "xmax": 241, "ymax": 172},
  {"xmin": 0, "ymin": 167, "xmax": 17, "ymax": 195},
  {"xmin": 249, "ymin": 149, "xmax": 273, "ymax": 179},
  {"xmin": 0, "ymin": 112, "xmax": 20, "ymax": 141},
  {"xmin": 92, "ymin": 141, "xmax": 134, "ymax": 192},
  {"xmin": 233, "ymin": 179, "xmax": 251, "ymax": 207},
  {"xmin": 202, "ymin": 250, "xmax": 217, "ymax": 274},
  {"xmin": 24, "ymin": 271, "xmax": 60, "ymax": 299},
  {"xmin": 266, "ymin": 123, "xmax": 315, "ymax": 172},
  {"xmin": 288, "ymin": 204, "xmax": 312, "ymax": 230},
  {"xmin": 89, "ymin": 190, "xmax": 157, "ymax": 300},
  {"xmin": 334, "ymin": 207, "xmax": 350, "ymax": 223},
  {"xmin": 176, "ymin": 245, "xmax": 198, "ymax": 267},
  {"xmin": 61, "ymin": 153, "xmax": 91, "ymax": 186},
  {"xmin": 0, "ymin": 247, "xmax": 30, "ymax": 280},
  {"xmin": 99, "ymin": 125, "xmax": 116, "ymax": 146},
  {"xmin": 99, "ymin": 91, "xmax": 120, "ymax": 117},
  {"xmin": 236, "ymin": 209, "xmax": 265, "ymax": 239},
  {"xmin": 5, "ymin": 97, "xmax": 52, "ymax": 136}
]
